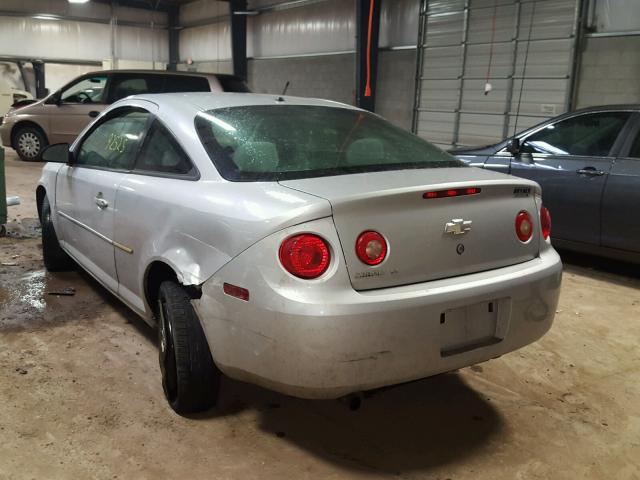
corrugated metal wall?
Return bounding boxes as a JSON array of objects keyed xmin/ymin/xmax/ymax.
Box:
[{"xmin": 413, "ymin": 0, "xmax": 581, "ymax": 149}]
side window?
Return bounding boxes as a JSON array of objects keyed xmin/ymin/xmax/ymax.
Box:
[
  {"xmin": 134, "ymin": 121, "xmax": 196, "ymax": 177},
  {"xmin": 627, "ymin": 131, "xmax": 640, "ymax": 158},
  {"xmin": 521, "ymin": 112, "xmax": 630, "ymax": 156},
  {"xmin": 60, "ymin": 76, "xmax": 107, "ymax": 104},
  {"xmin": 76, "ymin": 110, "xmax": 150, "ymax": 170},
  {"xmin": 162, "ymin": 75, "xmax": 210, "ymax": 93},
  {"xmin": 109, "ymin": 75, "xmax": 163, "ymax": 102}
]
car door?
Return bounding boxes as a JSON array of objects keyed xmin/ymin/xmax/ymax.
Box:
[
  {"xmin": 601, "ymin": 113, "xmax": 640, "ymax": 253},
  {"xmin": 508, "ymin": 111, "xmax": 633, "ymax": 245},
  {"xmin": 55, "ymin": 108, "xmax": 151, "ymax": 293},
  {"xmin": 114, "ymin": 119, "xmax": 199, "ymax": 313},
  {"xmin": 47, "ymin": 74, "xmax": 109, "ymax": 144}
]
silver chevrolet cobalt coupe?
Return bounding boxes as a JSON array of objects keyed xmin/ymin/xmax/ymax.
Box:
[{"xmin": 36, "ymin": 93, "xmax": 562, "ymax": 413}]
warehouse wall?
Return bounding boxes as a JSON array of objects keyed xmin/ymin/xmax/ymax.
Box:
[
  {"xmin": 377, "ymin": 49, "xmax": 417, "ymax": 131},
  {"xmin": 178, "ymin": 0, "xmax": 418, "ymax": 129},
  {"xmin": 247, "ymin": 53, "xmax": 356, "ymax": 105},
  {"xmin": 574, "ymin": 0, "xmax": 640, "ymax": 109},
  {"xmin": 0, "ymin": 0, "xmax": 168, "ymax": 64},
  {"xmin": 575, "ymin": 36, "xmax": 640, "ymax": 108}
]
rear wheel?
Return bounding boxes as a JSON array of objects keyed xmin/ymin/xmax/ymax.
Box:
[
  {"xmin": 41, "ymin": 196, "xmax": 74, "ymax": 271},
  {"xmin": 14, "ymin": 126, "xmax": 48, "ymax": 161},
  {"xmin": 157, "ymin": 281, "xmax": 220, "ymax": 414}
]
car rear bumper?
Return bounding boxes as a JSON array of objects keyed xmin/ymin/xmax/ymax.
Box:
[{"xmin": 194, "ymin": 247, "xmax": 562, "ymax": 399}]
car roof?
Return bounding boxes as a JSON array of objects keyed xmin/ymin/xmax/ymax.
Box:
[
  {"xmin": 568, "ymin": 104, "xmax": 640, "ymax": 113},
  {"xmin": 83, "ymin": 69, "xmax": 241, "ymax": 80},
  {"xmin": 122, "ymin": 92, "xmax": 361, "ymax": 116}
]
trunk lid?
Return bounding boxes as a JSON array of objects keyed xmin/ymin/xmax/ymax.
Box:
[{"xmin": 280, "ymin": 168, "xmax": 541, "ymax": 291}]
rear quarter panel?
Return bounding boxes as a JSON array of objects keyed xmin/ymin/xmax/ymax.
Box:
[{"xmin": 113, "ymin": 177, "xmax": 331, "ymax": 317}]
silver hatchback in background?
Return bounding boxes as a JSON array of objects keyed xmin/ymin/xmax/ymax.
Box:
[
  {"xmin": 36, "ymin": 93, "xmax": 562, "ymax": 414},
  {"xmin": 0, "ymin": 70, "xmax": 249, "ymax": 161}
]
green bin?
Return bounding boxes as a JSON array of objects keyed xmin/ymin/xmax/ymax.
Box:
[{"xmin": 0, "ymin": 146, "xmax": 6, "ymax": 233}]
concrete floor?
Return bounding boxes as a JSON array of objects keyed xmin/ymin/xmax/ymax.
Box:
[{"xmin": 1, "ymin": 149, "xmax": 639, "ymax": 480}]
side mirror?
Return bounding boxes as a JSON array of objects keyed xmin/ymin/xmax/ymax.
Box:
[
  {"xmin": 41, "ymin": 143, "xmax": 72, "ymax": 164},
  {"xmin": 506, "ymin": 138, "xmax": 521, "ymax": 156},
  {"xmin": 45, "ymin": 92, "xmax": 60, "ymax": 105}
]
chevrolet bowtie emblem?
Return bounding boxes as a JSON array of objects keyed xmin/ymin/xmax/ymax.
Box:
[{"xmin": 444, "ymin": 219, "xmax": 472, "ymax": 235}]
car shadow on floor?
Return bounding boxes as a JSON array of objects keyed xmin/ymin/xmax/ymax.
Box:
[
  {"xmin": 12, "ymin": 252, "xmax": 505, "ymax": 475},
  {"xmin": 208, "ymin": 371, "xmax": 505, "ymax": 475},
  {"xmin": 558, "ymin": 249, "xmax": 640, "ymax": 287}
]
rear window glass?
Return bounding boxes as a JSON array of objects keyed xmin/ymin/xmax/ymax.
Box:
[
  {"xmin": 163, "ymin": 75, "xmax": 210, "ymax": 93},
  {"xmin": 110, "ymin": 75, "xmax": 163, "ymax": 101},
  {"xmin": 195, "ymin": 105, "xmax": 462, "ymax": 181},
  {"xmin": 216, "ymin": 75, "xmax": 250, "ymax": 93}
]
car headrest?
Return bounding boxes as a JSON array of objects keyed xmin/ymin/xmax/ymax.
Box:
[
  {"xmin": 346, "ymin": 138, "xmax": 385, "ymax": 166},
  {"xmin": 233, "ymin": 141, "xmax": 280, "ymax": 172}
]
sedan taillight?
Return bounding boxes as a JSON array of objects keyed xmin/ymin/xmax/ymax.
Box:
[
  {"xmin": 279, "ymin": 234, "xmax": 330, "ymax": 279},
  {"xmin": 515, "ymin": 211, "xmax": 534, "ymax": 243},
  {"xmin": 540, "ymin": 206, "xmax": 551, "ymax": 240}
]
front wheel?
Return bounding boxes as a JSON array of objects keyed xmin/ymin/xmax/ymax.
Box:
[
  {"xmin": 157, "ymin": 281, "xmax": 220, "ymax": 414},
  {"xmin": 14, "ymin": 126, "xmax": 48, "ymax": 161}
]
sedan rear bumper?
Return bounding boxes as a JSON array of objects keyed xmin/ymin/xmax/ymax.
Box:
[{"xmin": 194, "ymin": 247, "xmax": 562, "ymax": 399}]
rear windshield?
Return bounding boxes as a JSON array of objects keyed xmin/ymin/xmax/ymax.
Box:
[{"xmin": 194, "ymin": 105, "xmax": 463, "ymax": 181}]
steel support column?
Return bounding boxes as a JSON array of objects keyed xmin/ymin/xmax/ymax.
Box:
[
  {"xmin": 167, "ymin": 5, "xmax": 180, "ymax": 71},
  {"xmin": 33, "ymin": 62, "xmax": 46, "ymax": 99},
  {"xmin": 356, "ymin": 0, "xmax": 381, "ymax": 112},
  {"xmin": 230, "ymin": 0, "xmax": 248, "ymax": 81}
]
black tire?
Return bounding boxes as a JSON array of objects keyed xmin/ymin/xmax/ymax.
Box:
[
  {"xmin": 14, "ymin": 125, "xmax": 48, "ymax": 161},
  {"xmin": 157, "ymin": 281, "xmax": 220, "ymax": 414},
  {"xmin": 41, "ymin": 196, "xmax": 74, "ymax": 272}
]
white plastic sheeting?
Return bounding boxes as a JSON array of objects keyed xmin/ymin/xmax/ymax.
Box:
[
  {"xmin": 180, "ymin": 0, "xmax": 227, "ymax": 25},
  {"xmin": 248, "ymin": 0, "xmax": 355, "ymax": 58},
  {"xmin": 0, "ymin": 0, "xmax": 166, "ymax": 25},
  {"xmin": 0, "ymin": 62, "xmax": 26, "ymax": 90},
  {"xmin": 594, "ymin": 0, "xmax": 640, "ymax": 33},
  {"xmin": 380, "ymin": 0, "xmax": 420, "ymax": 48},
  {"xmin": 44, "ymin": 63, "xmax": 98, "ymax": 92},
  {"xmin": 178, "ymin": 0, "xmax": 420, "ymax": 62},
  {"xmin": 0, "ymin": 16, "xmax": 168, "ymax": 63},
  {"xmin": 180, "ymin": 21, "xmax": 231, "ymax": 62},
  {"xmin": 0, "ymin": 0, "xmax": 167, "ymax": 64}
]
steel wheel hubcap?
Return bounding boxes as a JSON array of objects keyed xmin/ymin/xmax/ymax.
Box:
[{"xmin": 18, "ymin": 132, "xmax": 40, "ymax": 158}]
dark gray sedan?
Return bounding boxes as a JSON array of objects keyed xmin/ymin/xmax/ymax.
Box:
[{"xmin": 452, "ymin": 105, "xmax": 640, "ymax": 263}]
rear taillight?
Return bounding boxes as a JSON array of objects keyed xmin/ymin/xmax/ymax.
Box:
[
  {"xmin": 540, "ymin": 206, "xmax": 551, "ymax": 240},
  {"xmin": 356, "ymin": 231, "xmax": 387, "ymax": 265},
  {"xmin": 515, "ymin": 211, "xmax": 533, "ymax": 243},
  {"xmin": 423, "ymin": 187, "xmax": 481, "ymax": 199},
  {"xmin": 279, "ymin": 234, "xmax": 331, "ymax": 279}
]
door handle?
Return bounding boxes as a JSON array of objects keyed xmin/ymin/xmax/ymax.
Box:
[
  {"xmin": 95, "ymin": 195, "xmax": 109, "ymax": 209},
  {"xmin": 88, "ymin": 111, "xmax": 99, "ymax": 118},
  {"xmin": 576, "ymin": 167, "xmax": 605, "ymax": 176}
]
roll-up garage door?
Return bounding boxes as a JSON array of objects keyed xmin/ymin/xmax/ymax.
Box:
[{"xmin": 412, "ymin": 0, "xmax": 582, "ymax": 149}]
